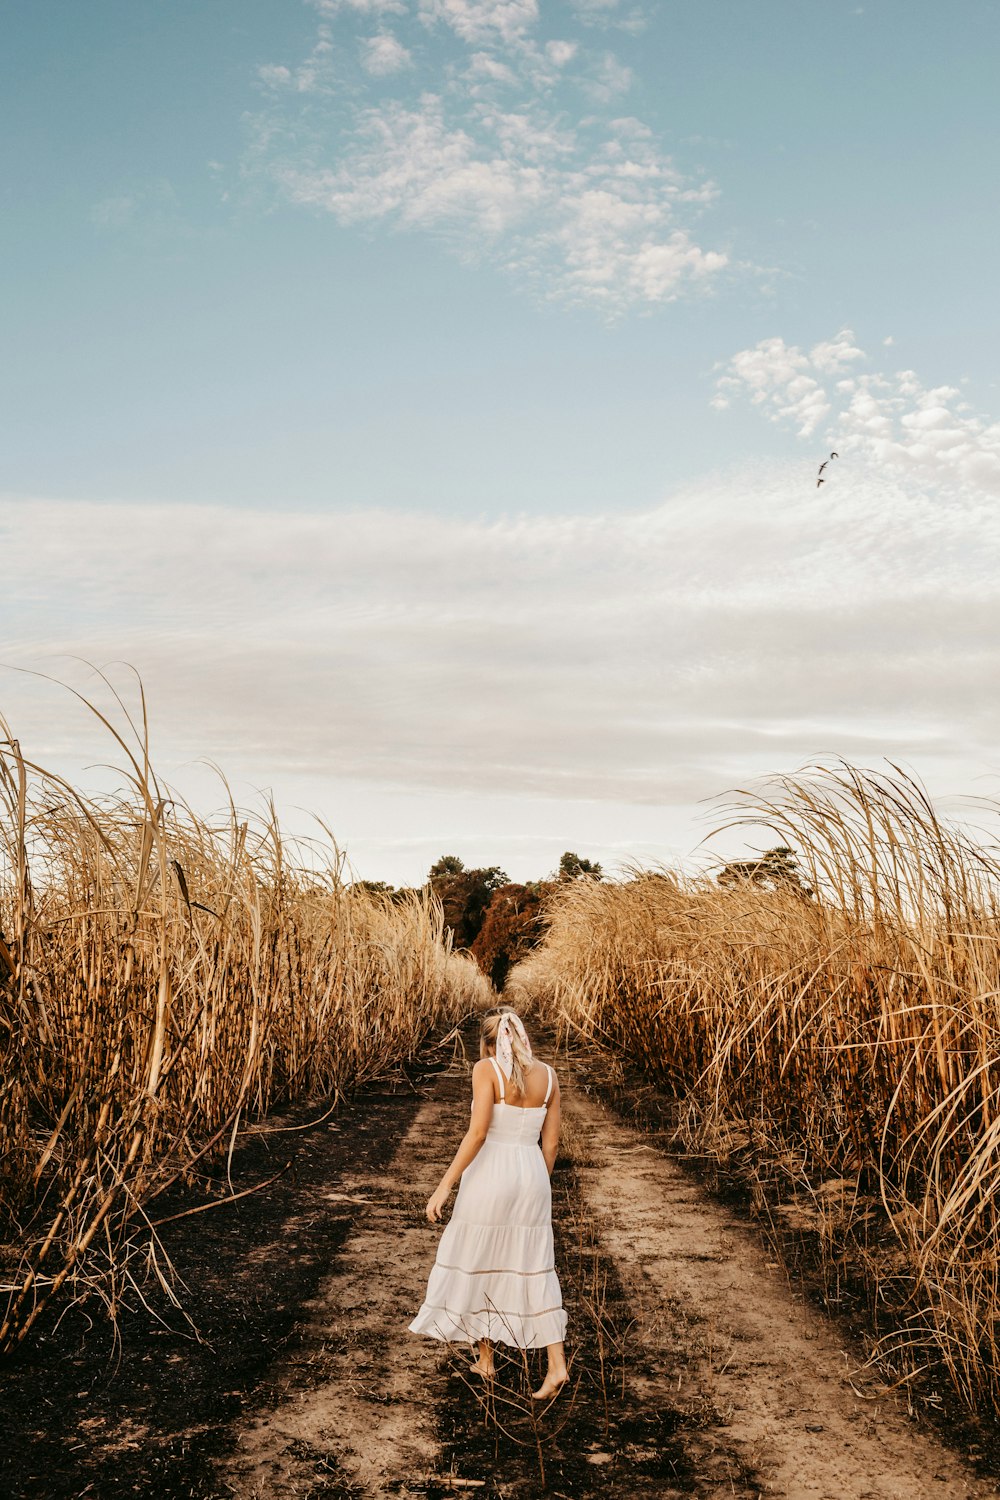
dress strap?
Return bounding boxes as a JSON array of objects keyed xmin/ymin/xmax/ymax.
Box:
[
  {"xmin": 543, "ymin": 1063, "xmax": 554, "ymax": 1105},
  {"xmin": 489, "ymin": 1055, "xmax": 506, "ymax": 1101}
]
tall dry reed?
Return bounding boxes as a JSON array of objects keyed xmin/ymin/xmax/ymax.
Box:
[
  {"xmin": 512, "ymin": 764, "xmax": 1000, "ymax": 1415},
  {"xmin": 0, "ymin": 693, "xmax": 490, "ymax": 1352}
]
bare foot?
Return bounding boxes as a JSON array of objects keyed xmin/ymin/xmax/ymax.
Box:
[
  {"xmin": 469, "ymin": 1358, "xmax": 495, "ymax": 1380},
  {"xmin": 531, "ymin": 1370, "xmax": 568, "ymax": 1400}
]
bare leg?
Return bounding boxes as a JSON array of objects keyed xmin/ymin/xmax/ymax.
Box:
[
  {"xmin": 531, "ymin": 1341, "xmax": 568, "ymax": 1399},
  {"xmin": 470, "ymin": 1338, "xmax": 495, "ymax": 1378}
]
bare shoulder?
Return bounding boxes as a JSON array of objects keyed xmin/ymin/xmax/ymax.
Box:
[
  {"xmin": 471, "ymin": 1057, "xmax": 497, "ymax": 1086},
  {"xmin": 531, "ymin": 1058, "xmax": 559, "ymax": 1093}
]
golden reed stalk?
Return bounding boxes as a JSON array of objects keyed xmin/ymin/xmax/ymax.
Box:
[
  {"xmin": 511, "ymin": 764, "xmax": 1000, "ymax": 1415},
  {"xmin": 0, "ymin": 692, "xmax": 489, "ymax": 1352}
]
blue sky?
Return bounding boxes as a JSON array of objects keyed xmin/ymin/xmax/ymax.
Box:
[{"xmin": 4, "ymin": 1, "xmax": 1000, "ymax": 881}]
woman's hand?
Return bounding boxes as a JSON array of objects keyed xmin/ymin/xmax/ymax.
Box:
[
  {"xmin": 425, "ymin": 1181, "xmax": 452, "ymax": 1223},
  {"xmin": 424, "ymin": 1063, "xmax": 495, "ymax": 1224}
]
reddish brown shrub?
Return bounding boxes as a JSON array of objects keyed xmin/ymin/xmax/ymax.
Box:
[{"xmin": 472, "ymin": 882, "xmax": 555, "ymax": 991}]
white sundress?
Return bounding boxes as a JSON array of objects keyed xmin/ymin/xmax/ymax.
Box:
[{"xmin": 409, "ymin": 1058, "xmax": 567, "ymax": 1350}]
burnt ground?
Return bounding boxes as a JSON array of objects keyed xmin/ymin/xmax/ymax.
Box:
[
  {"xmin": 0, "ymin": 1042, "xmax": 453, "ymax": 1500},
  {"xmin": 4, "ymin": 1025, "xmax": 1000, "ymax": 1499}
]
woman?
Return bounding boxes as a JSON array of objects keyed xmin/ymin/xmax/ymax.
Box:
[{"xmin": 409, "ymin": 1006, "xmax": 569, "ymax": 1400}]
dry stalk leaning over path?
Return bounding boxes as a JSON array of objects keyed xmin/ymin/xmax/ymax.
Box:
[
  {"xmin": 0, "ymin": 695, "xmax": 489, "ymax": 1353},
  {"xmin": 510, "ymin": 763, "xmax": 1000, "ymax": 1417}
]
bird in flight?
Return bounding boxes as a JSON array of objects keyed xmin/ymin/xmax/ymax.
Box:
[{"xmin": 816, "ymin": 451, "xmax": 839, "ymax": 487}]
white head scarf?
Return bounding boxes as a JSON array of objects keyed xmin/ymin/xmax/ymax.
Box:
[{"xmin": 495, "ymin": 1010, "xmax": 532, "ymax": 1079}]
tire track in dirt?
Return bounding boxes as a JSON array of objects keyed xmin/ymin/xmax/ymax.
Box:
[{"xmin": 564, "ymin": 1084, "xmax": 998, "ymax": 1500}]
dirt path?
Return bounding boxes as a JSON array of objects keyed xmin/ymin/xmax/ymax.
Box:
[
  {"xmin": 564, "ymin": 1089, "xmax": 996, "ymax": 1500},
  {"xmin": 1, "ymin": 1065, "xmax": 444, "ymax": 1500},
  {"xmin": 6, "ymin": 1035, "xmax": 999, "ymax": 1498},
  {"xmin": 218, "ymin": 1089, "xmax": 453, "ymax": 1495},
  {"xmin": 216, "ymin": 1044, "xmax": 999, "ymax": 1500}
]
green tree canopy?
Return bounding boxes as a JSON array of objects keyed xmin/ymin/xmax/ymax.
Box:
[
  {"xmin": 557, "ymin": 851, "xmax": 603, "ymax": 882},
  {"xmin": 349, "ymin": 879, "xmax": 395, "ymax": 898}
]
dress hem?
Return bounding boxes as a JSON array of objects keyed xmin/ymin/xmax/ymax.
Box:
[{"xmin": 408, "ymin": 1304, "xmax": 567, "ymax": 1351}]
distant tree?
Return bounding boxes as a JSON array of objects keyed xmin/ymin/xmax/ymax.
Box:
[
  {"xmin": 390, "ymin": 886, "xmax": 423, "ymax": 906},
  {"xmin": 429, "ymin": 854, "xmax": 465, "ymax": 878},
  {"xmin": 557, "ymin": 851, "xmax": 603, "ymax": 883},
  {"xmin": 717, "ymin": 845, "xmax": 813, "ymax": 896},
  {"xmin": 472, "ymin": 882, "xmax": 554, "ymax": 991},
  {"xmin": 349, "ymin": 879, "xmax": 395, "ymax": 898},
  {"xmin": 430, "ymin": 863, "xmax": 510, "ymax": 949}
]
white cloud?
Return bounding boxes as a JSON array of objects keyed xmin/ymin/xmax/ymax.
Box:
[
  {"xmin": 280, "ymin": 95, "xmax": 542, "ymax": 236},
  {"xmin": 313, "ymin": 0, "xmax": 407, "ymax": 13},
  {"xmin": 468, "ymin": 50, "xmax": 516, "ymax": 83},
  {"xmin": 256, "ymin": 32, "xmax": 337, "ymax": 95},
  {"xmin": 246, "ymin": 0, "xmax": 727, "ymax": 312},
  {"xmin": 257, "ymin": 63, "xmax": 293, "ymax": 87},
  {"xmin": 572, "ymin": 0, "xmax": 648, "ymax": 32},
  {"xmin": 715, "ymin": 331, "xmax": 1000, "ymax": 495},
  {"xmin": 712, "ymin": 335, "xmax": 830, "ymax": 436},
  {"xmin": 361, "ymin": 31, "xmax": 413, "ymax": 73},
  {"xmin": 808, "ymin": 328, "xmax": 865, "ymax": 375},
  {"xmin": 417, "ymin": 0, "xmax": 539, "ymax": 46},
  {"xmin": 581, "ymin": 50, "xmax": 633, "ymax": 102},
  {"xmin": 3, "ymin": 462, "xmax": 999, "ymax": 855},
  {"xmin": 271, "ymin": 91, "xmax": 726, "ymax": 310},
  {"xmin": 545, "ymin": 40, "xmax": 578, "ymax": 67}
]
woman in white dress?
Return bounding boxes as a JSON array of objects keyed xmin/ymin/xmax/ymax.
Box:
[{"xmin": 409, "ymin": 1006, "xmax": 569, "ymax": 1400}]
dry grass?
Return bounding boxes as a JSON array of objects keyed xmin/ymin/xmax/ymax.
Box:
[
  {"xmin": 0, "ymin": 691, "xmax": 490, "ymax": 1352},
  {"xmin": 511, "ymin": 763, "xmax": 1000, "ymax": 1416}
]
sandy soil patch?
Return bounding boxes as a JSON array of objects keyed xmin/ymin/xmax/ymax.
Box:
[{"xmin": 566, "ymin": 1086, "xmax": 997, "ymax": 1500}]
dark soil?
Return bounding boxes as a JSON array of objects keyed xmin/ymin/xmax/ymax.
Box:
[{"xmin": 1, "ymin": 1055, "xmax": 447, "ymax": 1500}]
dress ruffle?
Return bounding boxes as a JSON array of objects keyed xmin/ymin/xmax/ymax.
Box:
[{"xmin": 409, "ymin": 1101, "xmax": 566, "ymax": 1350}]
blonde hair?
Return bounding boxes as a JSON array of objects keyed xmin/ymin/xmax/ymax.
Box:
[{"xmin": 480, "ymin": 1005, "xmax": 532, "ymax": 1097}]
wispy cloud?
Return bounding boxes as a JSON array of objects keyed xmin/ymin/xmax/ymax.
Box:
[
  {"xmin": 580, "ymin": 50, "xmax": 633, "ymax": 102},
  {"xmin": 571, "ymin": 0, "xmax": 647, "ymax": 34},
  {"xmin": 3, "ymin": 459, "xmax": 999, "ymax": 830},
  {"xmin": 90, "ymin": 178, "xmax": 214, "ymax": 247},
  {"xmin": 245, "ymin": 0, "xmax": 726, "ymax": 311},
  {"xmin": 714, "ymin": 330, "xmax": 1000, "ymax": 495}
]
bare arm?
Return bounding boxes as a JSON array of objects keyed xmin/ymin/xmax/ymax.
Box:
[
  {"xmin": 540, "ymin": 1071, "xmax": 561, "ymax": 1175},
  {"xmin": 425, "ymin": 1059, "xmax": 496, "ymax": 1223}
]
